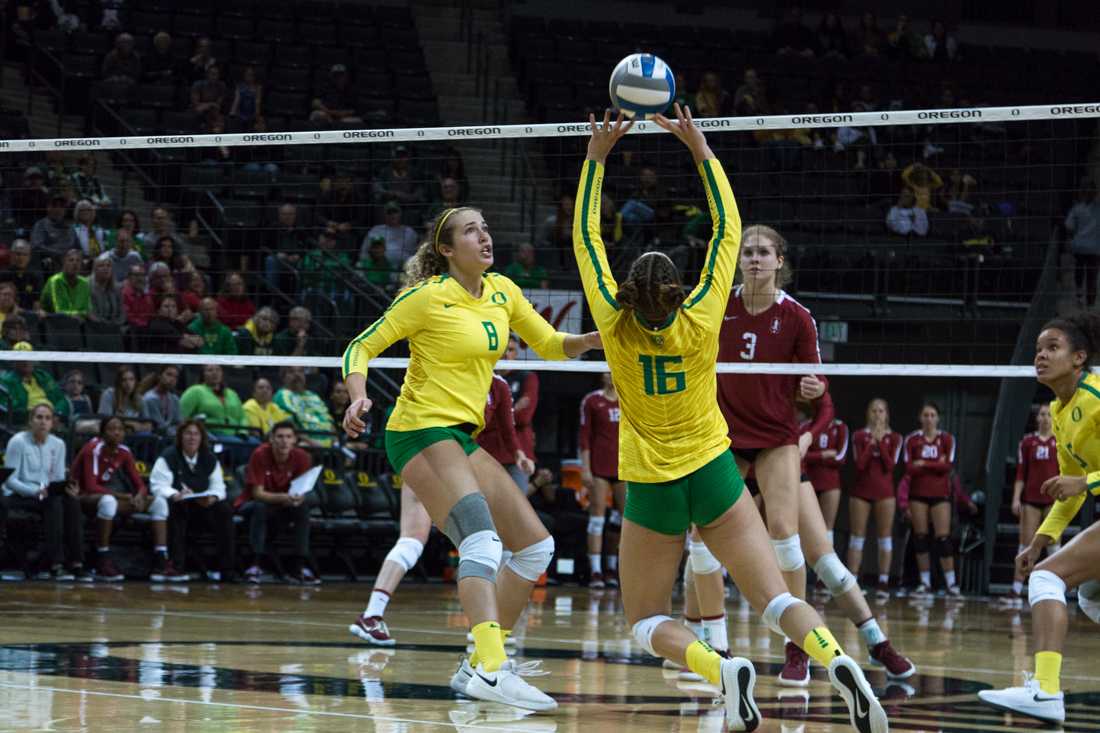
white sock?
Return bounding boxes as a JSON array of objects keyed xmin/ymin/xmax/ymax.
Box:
[
  {"xmin": 1011, "ymin": 580, "xmax": 1023, "ymax": 595},
  {"xmin": 589, "ymin": 554, "xmax": 602, "ymax": 574},
  {"xmin": 606, "ymin": 555, "xmax": 618, "ymax": 571},
  {"xmin": 878, "ymin": 574, "xmax": 889, "ymax": 585},
  {"xmin": 364, "ymin": 589, "xmax": 391, "ymax": 618},
  {"xmin": 857, "ymin": 617, "xmax": 887, "ymax": 648},
  {"xmin": 701, "ymin": 615, "xmax": 728, "ymax": 652},
  {"xmin": 919, "ymin": 571, "xmax": 931, "ymax": 587},
  {"xmin": 945, "ymin": 570, "xmax": 957, "ymax": 588}
]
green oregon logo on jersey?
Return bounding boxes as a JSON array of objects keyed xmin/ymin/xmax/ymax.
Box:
[
  {"xmin": 490, "ymin": 292, "xmax": 507, "ymax": 305},
  {"xmin": 1073, "ymin": 406, "xmax": 1083, "ymax": 422}
]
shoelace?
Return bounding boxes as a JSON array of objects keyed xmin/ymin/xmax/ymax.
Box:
[{"xmin": 506, "ymin": 660, "xmax": 550, "ymax": 678}]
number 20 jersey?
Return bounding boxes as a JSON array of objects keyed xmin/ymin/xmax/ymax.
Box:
[{"xmin": 717, "ymin": 286, "xmax": 824, "ymax": 449}]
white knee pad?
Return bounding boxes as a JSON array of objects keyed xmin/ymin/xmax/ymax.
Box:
[
  {"xmin": 506, "ymin": 536, "xmax": 554, "ymax": 582},
  {"xmin": 814, "ymin": 552, "xmax": 858, "ymax": 596},
  {"xmin": 762, "ymin": 592, "xmax": 800, "ymax": 636},
  {"xmin": 1028, "ymin": 569, "xmax": 1067, "ymax": 607},
  {"xmin": 632, "ymin": 614, "xmax": 672, "ymax": 657},
  {"xmin": 690, "ymin": 539, "xmax": 722, "ymax": 575},
  {"xmin": 771, "ymin": 534, "xmax": 805, "ymax": 572},
  {"xmin": 587, "ymin": 515, "xmax": 605, "ymax": 536},
  {"xmin": 384, "ymin": 537, "xmax": 424, "ymax": 573},
  {"xmin": 879, "ymin": 536, "xmax": 893, "ymax": 552},
  {"xmin": 849, "ymin": 535, "xmax": 865, "ymax": 552},
  {"xmin": 1078, "ymin": 580, "xmax": 1100, "ymax": 624},
  {"xmin": 96, "ymin": 494, "xmax": 118, "ymax": 520},
  {"xmin": 148, "ymin": 495, "xmax": 168, "ymax": 521},
  {"xmin": 457, "ymin": 530, "xmax": 503, "ymax": 582}
]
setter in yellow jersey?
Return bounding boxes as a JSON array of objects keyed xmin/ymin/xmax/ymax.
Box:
[
  {"xmin": 575, "ymin": 105, "xmax": 887, "ymax": 733},
  {"xmin": 341, "ymin": 204, "xmax": 601, "ymax": 712},
  {"xmin": 980, "ymin": 312, "xmax": 1100, "ymax": 725}
]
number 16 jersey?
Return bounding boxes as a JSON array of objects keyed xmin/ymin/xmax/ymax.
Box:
[{"xmin": 717, "ymin": 286, "xmax": 823, "ymax": 449}]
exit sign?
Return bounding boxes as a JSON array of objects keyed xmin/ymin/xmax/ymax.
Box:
[{"xmin": 819, "ymin": 321, "xmax": 848, "ymax": 343}]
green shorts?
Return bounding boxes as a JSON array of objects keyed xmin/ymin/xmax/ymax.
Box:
[
  {"xmin": 385, "ymin": 426, "xmax": 479, "ymax": 475},
  {"xmin": 625, "ymin": 449, "xmax": 745, "ymax": 536}
]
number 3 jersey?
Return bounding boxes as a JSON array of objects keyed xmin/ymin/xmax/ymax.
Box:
[
  {"xmin": 573, "ymin": 158, "xmax": 742, "ymax": 483},
  {"xmin": 342, "ymin": 272, "xmax": 568, "ymax": 435},
  {"xmin": 717, "ymin": 286, "xmax": 824, "ymax": 449}
]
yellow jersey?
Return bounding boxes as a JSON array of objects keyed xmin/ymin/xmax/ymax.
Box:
[
  {"xmin": 342, "ymin": 272, "xmax": 568, "ymax": 435},
  {"xmin": 573, "ymin": 158, "xmax": 741, "ymax": 482},
  {"xmin": 1037, "ymin": 372, "xmax": 1100, "ymax": 541}
]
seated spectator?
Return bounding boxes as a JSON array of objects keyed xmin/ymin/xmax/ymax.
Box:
[
  {"xmin": 316, "ymin": 172, "xmax": 361, "ymax": 247},
  {"xmin": 901, "ymin": 162, "xmax": 943, "ymax": 211},
  {"xmin": 152, "ymin": 419, "xmax": 236, "ymax": 582},
  {"xmin": 151, "ymin": 234, "xmax": 178, "ymax": 270},
  {"xmin": 357, "ymin": 235, "xmax": 398, "ymax": 290},
  {"xmin": 0, "ymin": 316, "xmax": 32, "ymax": 351},
  {"xmin": 215, "ymin": 272, "xmax": 255, "ymax": 330},
  {"xmin": 107, "ymin": 227, "xmax": 143, "ymax": 284},
  {"xmin": 98, "ymin": 366, "xmax": 154, "ymax": 430},
  {"xmin": 11, "ymin": 167, "xmax": 49, "ymax": 230},
  {"xmin": 433, "ymin": 176, "xmax": 464, "ymax": 211},
  {"xmin": 191, "ymin": 64, "xmax": 227, "ymax": 120},
  {"xmin": 186, "ymin": 37, "xmax": 217, "ymax": 84},
  {"xmin": 857, "ymin": 12, "xmax": 885, "ymax": 57},
  {"xmin": 372, "ymin": 146, "xmax": 424, "ymax": 212},
  {"xmin": 141, "ymin": 295, "xmax": 203, "ymax": 354},
  {"xmin": 88, "ymin": 253, "xmax": 124, "ymax": 326},
  {"xmin": 924, "ymin": 20, "xmax": 958, "ymax": 62},
  {"xmin": 139, "ymin": 365, "xmax": 181, "ymax": 434},
  {"xmin": 1, "ymin": 404, "xmax": 86, "ymax": 581},
  {"xmin": 886, "ymin": 188, "xmax": 930, "ymax": 237},
  {"xmin": 263, "ymin": 203, "xmax": 308, "ymax": 294},
  {"xmin": 243, "ymin": 377, "xmax": 291, "ymax": 436},
  {"xmin": 101, "ymin": 32, "xmax": 142, "ymax": 85},
  {"xmin": 435, "ymin": 147, "xmax": 470, "ymax": 203},
  {"xmin": 274, "ymin": 306, "xmax": 313, "ymax": 356},
  {"xmin": 107, "ymin": 210, "xmax": 147, "ymax": 255},
  {"xmin": 362, "ymin": 202, "xmax": 418, "ymax": 269},
  {"xmin": 309, "ymin": 64, "xmax": 362, "ymax": 125},
  {"xmin": 772, "ymin": 6, "xmax": 817, "ymax": 57},
  {"xmin": 887, "ymin": 15, "xmax": 925, "ymax": 60},
  {"xmin": 228, "ymin": 65, "xmax": 264, "ymax": 132},
  {"xmin": 235, "ymin": 306, "xmax": 278, "ymax": 356},
  {"xmin": 941, "ymin": 169, "xmax": 978, "ymax": 215},
  {"xmin": 121, "ymin": 264, "xmax": 155, "ymax": 329},
  {"xmin": 1066, "ymin": 185, "xmax": 1100, "ymax": 308},
  {"xmin": 143, "ymin": 31, "xmax": 178, "ymax": 84},
  {"xmin": 73, "ymin": 416, "xmax": 176, "ymax": 582},
  {"xmin": 505, "ymin": 242, "xmax": 549, "ymax": 289},
  {"xmin": 302, "ymin": 227, "xmax": 353, "ymax": 308},
  {"xmin": 149, "ymin": 207, "xmax": 191, "ymax": 257},
  {"xmin": 61, "ymin": 369, "xmax": 94, "ymax": 417},
  {"xmin": 328, "ymin": 380, "xmax": 352, "ymax": 431},
  {"xmin": 40, "ymin": 249, "xmax": 90, "ymax": 318},
  {"xmin": 274, "ymin": 366, "xmax": 336, "ymax": 446},
  {"xmin": 734, "ymin": 68, "xmax": 769, "ymax": 116},
  {"xmin": 237, "ymin": 421, "xmax": 319, "ymax": 584},
  {"xmin": 70, "ymin": 155, "xmax": 112, "ymax": 210},
  {"xmin": 0, "ymin": 239, "xmax": 44, "ymax": 310},
  {"xmin": 178, "ymin": 269, "xmax": 205, "ymax": 317},
  {"xmin": 179, "ymin": 364, "xmax": 247, "ymax": 437},
  {"xmin": 693, "ymin": 71, "xmax": 733, "ymax": 118},
  {"xmin": 31, "ymin": 195, "xmax": 77, "ymax": 265},
  {"xmin": 72, "ymin": 199, "xmax": 107, "ymax": 259},
  {"xmin": 816, "ymin": 12, "xmax": 849, "ymax": 59},
  {"xmin": 0, "ymin": 282, "xmax": 22, "ymax": 329},
  {"xmin": 188, "ymin": 297, "xmax": 239, "ymax": 355}
]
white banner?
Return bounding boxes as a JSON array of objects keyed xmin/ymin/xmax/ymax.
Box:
[{"xmin": 514, "ymin": 289, "xmax": 585, "ymax": 360}]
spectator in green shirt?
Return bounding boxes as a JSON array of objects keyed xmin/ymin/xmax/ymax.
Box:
[
  {"xmin": 187, "ymin": 297, "xmax": 239, "ymax": 355},
  {"xmin": 0, "ymin": 341, "xmax": 70, "ymax": 425},
  {"xmin": 357, "ymin": 234, "xmax": 399, "ymax": 290},
  {"xmin": 301, "ymin": 227, "xmax": 353, "ymax": 309},
  {"xmin": 179, "ymin": 363, "xmax": 247, "ymax": 436},
  {"xmin": 40, "ymin": 249, "xmax": 92, "ymax": 317},
  {"xmin": 504, "ymin": 242, "xmax": 549, "ymax": 290},
  {"xmin": 274, "ymin": 365, "xmax": 336, "ymax": 447}
]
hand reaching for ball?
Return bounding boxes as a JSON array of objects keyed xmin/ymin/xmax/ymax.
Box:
[
  {"xmin": 586, "ymin": 109, "xmax": 634, "ymax": 165},
  {"xmin": 653, "ymin": 103, "xmax": 714, "ymax": 164}
]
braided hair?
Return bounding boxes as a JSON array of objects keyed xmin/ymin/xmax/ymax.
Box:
[
  {"xmin": 616, "ymin": 251, "xmax": 686, "ymax": 326},
  {"xmin": 1042, "ymin": 311, "xmax": 1100, "ymax": 368}
]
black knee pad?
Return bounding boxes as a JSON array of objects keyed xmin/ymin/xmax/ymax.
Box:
[
  {"xmin": 934, "ymin": 535, "xmax": 955, "ymax": 557},
  {"xmin": 912, "ymin": 534, "xmax": 930, "ymax": 554}
]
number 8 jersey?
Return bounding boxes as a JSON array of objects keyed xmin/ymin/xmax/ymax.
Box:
[
  {"xmin": 717, "ymin": 286, "xmax": 824, "ymax": 449},
  {"xmin": 342, "ymin": 272, "xmax": 568, "ymax": 435}
]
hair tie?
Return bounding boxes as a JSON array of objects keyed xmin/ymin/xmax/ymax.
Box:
[{"xmin": 433, "ymin": 208, "xmax": 458, "ymax": 254}]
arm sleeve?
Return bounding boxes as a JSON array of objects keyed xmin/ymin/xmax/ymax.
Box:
[
  {"xmin": 505, "ymin": 281, "xmax": 568, "ymax": 360},
  {"xmin": 853, "ymin": 432, "xmax": 872, "ymax": 471},
  {"xmin": 882, "ymin": 433, "xmax": 901, "ymax": 473},
  {"xmin": 149, "ymin": 457, "xmax": 177, "ymax": 499},
  {"xmin": 1036, "ymin": 494, "xmax": 1086, "ymax": 542},
  {"xmin": 681, "ymin": 158, "xmax": 743, "ymax": 328},
  {"xmin": 1014, "ymin": 440, "xmax": 1027, "ymax": 483},
  {"xmin": 903, "ymin": 437, "xmax": 923, "ymax": 476},
  {"xmin": 578, "ymin": 394, "xmax": 594, "ymax": 452},
  {"xmin": 832, "ymin": 423, "xmax": 849, "ymax": 466},
  {"xmin": 495, "ymin": 381, "xmax": 520, "ymax": 458},
  {"xmin": 73, "ymin": 444, "xmax": 105, "ymax": 495},
  {"xmin": 807, "ymin": 392, "xmax": 834, "ymax": 440},
  {"xmin": 924, "ymin": 435, "xmax": 955, "ymax": 474},
  {"xmin": 179, "ymin": 388, "xmax": 199, "ymax": 420},
  {"xmin": 3, "ymin": 439, "xmax": 41, "ymax": 497},
  {"xmin": 341, "ymin": 285, "xmax": 427, "ymax": 381},
  {"xmin": 572, "ymin": 159, "xmax": 622, "ymax": 330},
  {"xmin": 513, "ymin": 373, "xmax": 539, "ymax": 428}
]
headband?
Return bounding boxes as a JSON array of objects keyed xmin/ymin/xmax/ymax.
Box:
[{"xmin": 433, "ymin": 208, "xmax": 459, "ymax": 254}]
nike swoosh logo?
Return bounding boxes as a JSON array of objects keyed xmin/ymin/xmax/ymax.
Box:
[
  {"xmin": 855, "ymin": 692, "xmax": 868, "ymax": 719},
  {"xmin": 1033, "ymin": 694, "xmax": 1058, "ymax": 702},
  {"xmin": 443, "ymin": 303, "xmax": 456, "ymax": 308},
  {"xmin": 476, "ymin": 672, "xmax": 498, "ymax": 687}
]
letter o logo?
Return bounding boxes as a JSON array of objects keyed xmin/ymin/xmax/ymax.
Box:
[
  {"xmin": 880, "ymin": 113, "xmax": 889, "ymax": 121},
  {"xmin": 120, "ymin": 139, "xmax": 127, "ymax": 145},
  {"xmin": 525, "ymin": 127, "xmax": 532, "ymax": 133},
  {"xmin": 1011, "ymin": 109, "xmax": 1020, "ymax": 116},
  {"xmin": 756, "ymin": 118, "xmax": 764, "ymax": 126}
]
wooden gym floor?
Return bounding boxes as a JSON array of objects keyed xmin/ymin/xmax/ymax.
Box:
[{"xmin": 0, "ymin": 582, "xmax": 1096, "ymax": 732}]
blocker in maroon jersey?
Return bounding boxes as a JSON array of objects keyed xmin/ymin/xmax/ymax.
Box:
[
  {"xmin": 579, "ymin": 387, "xmax": 621, "ymax": 480},
  {"xmin": 1016, "ymin": 432, "xmax": 1058, "ymax": 506}
]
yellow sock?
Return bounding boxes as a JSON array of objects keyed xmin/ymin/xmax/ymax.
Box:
[
  {"xmin": 802, "ymin": 627, "xmax": 845, "ymax": 667},
  {"xmin": 1035, "ymin": 651, "xmax": 1062, "ymax": 694},
  {"xmin": 685, "ymin": 640, "xmax": 724, "ymax": 685},
  {"xmin": 471, "ymin": 621, "xmax": 507, "ymax": 672}
]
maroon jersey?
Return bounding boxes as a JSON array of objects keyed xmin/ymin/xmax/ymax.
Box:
[
  {"xmin": 579, "ymin": 389, "xmax": 621, "ymax": 480},
  {"xmin": 477, "ymin": 375, "xmax": 520, "ymax": 466},
  {"xmin": 851, "ymin": 429, "xmax": 902, "ymax": 501},
  {"xmin": 902, "ymin": 430, "xmax": 956, "ymax": 499},
  {"xmin": 1015, "ymin": 433, "xmax": 1057, "ymax": 506},
  {"xmin": 805, "ymin": 419, "xmax": 849, "ymax": 492},
  {"xmin": 505, "ymin": 370, "xmax": 539, "ymax": 462},
  {"xmin": 718, "ymin": 287, "xmax": 825, "ymax": 448}
]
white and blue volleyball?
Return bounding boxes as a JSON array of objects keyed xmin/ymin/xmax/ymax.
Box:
[{"xmin": 608, "ymin": 53, "xmax": 675, "ymax": 119}]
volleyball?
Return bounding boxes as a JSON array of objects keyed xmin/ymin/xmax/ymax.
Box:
[{"xmin": 608, "ymin": 53, "xmax": 675, "ymax": 119}]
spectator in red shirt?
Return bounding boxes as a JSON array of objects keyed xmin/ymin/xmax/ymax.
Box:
[
  {"xmin": 121, "ymin": 264, "xmax": 155, "ymax": 329},
  {"xmin": 216, "ymin": 271, "xmax": 256, "ymax": 330},
  {"xmin": 237, "ymin": 421, "xmax": 318, "ymax": 585},
  {"xmin": 73, "ymin": 416, "xmax": 181, "ymax": 582}
]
